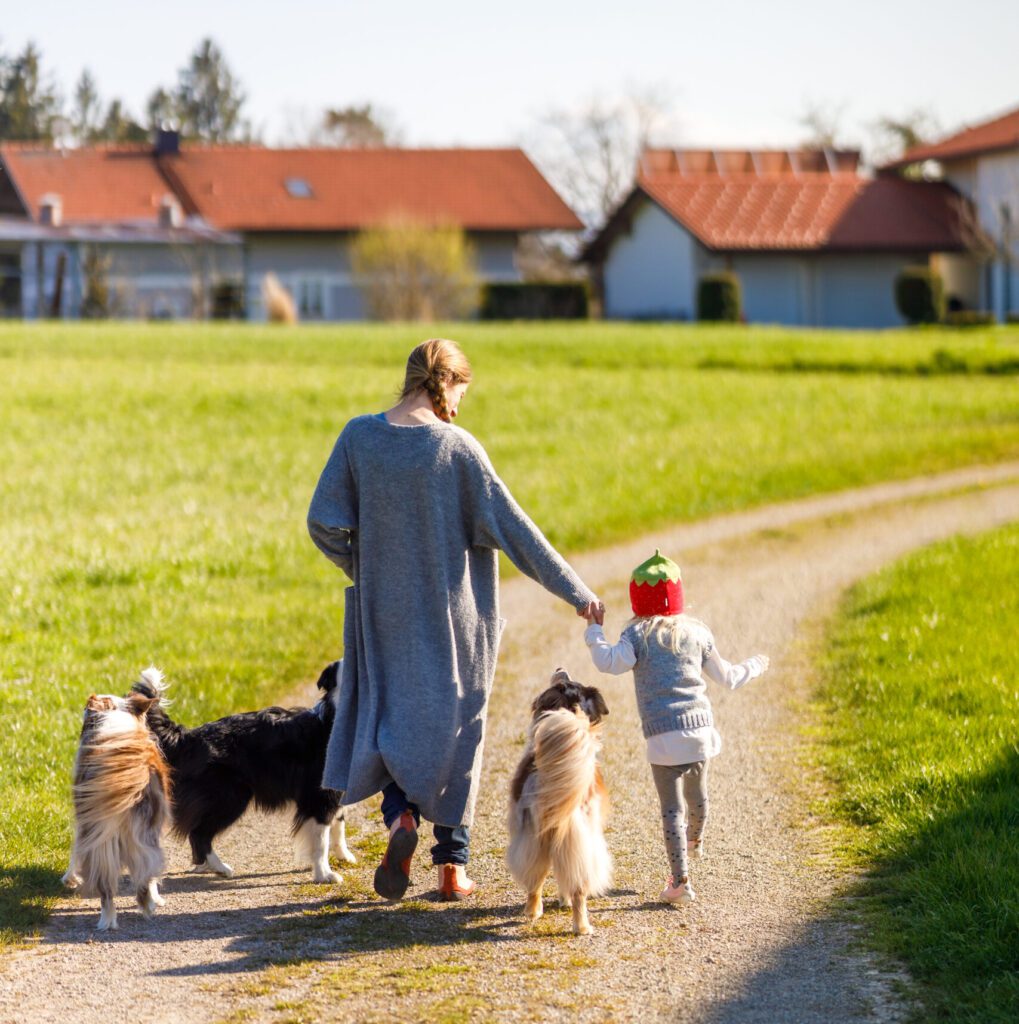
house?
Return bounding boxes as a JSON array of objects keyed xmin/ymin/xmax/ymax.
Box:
[
  {"xmin": 583, "ymin": 148, "xmax": 973, "ymax": 327},
  {"xmin": 881, "ymin": 103, "xmax": 1019, "ymax": 320},
  {"xmin": 0, "ymin": 130, "xmax": 582, "ymax": 320}
]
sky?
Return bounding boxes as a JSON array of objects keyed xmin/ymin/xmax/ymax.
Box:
[{"xmin": 3, "ymin": 0, "xmax": 1017, "ymax": 154}]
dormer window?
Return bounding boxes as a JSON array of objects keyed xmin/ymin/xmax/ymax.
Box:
[{"xmin": 285, "ymin": 177, "xmax": 313, "ymax": 198}]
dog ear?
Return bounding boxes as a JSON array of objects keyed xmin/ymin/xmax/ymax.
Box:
[
  {"xmin": 316, "ymin": 661, "xmax": 341, "ymax": 693},
  {"xmin": 591, "ymin": 688, "xmax": 610, "ymax": 720},
  {"xmin": 125, "ymin": 692, "xmax": 157, "ymax": 717}
]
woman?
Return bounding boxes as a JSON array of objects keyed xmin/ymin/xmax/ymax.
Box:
[{"xmin": 308, "ymin": 338, "xmax": 599, "ymax": 901}]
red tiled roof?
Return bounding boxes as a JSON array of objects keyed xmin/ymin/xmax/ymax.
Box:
[
  {"xmin": 0, "ymin": 144, "xmax": 581, "ymax": 232},
  {"xmin": 587, "ymin": 148, "xmax": 971, "ymax": 254},
  {"xmin": 163, "ymin": 147, "xmax": 581, "ymax": 231},
  {"xmin": 0, "ymin": 144, "xmax": 176, "ymax": 222},
  {"xmin": 884, "ymin": 104, "xmax": 1019, "ymax": 167}
]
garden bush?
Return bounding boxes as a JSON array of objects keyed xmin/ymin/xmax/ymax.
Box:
[
  {"xmin": 696, "ymin": 272, "xmax": 741, "ymax": 322},
  {"xmin": 894, "ymin": 266, "xmax": 945, "ymax": 324},
  {"xmin": 479, "ymin": 282, "xmax": 589, "ymax": 320}
]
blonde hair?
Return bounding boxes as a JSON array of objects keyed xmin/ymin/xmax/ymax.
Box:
[
  {"xmin": 626, "ymin": 613, "xmax": 706, "ymax": 656},
  {"xmin": 400, "ymin": 338, "xmax": 472, "ymax": 422}
]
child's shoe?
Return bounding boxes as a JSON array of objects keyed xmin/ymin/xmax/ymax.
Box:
[
  {"xmin": 687, "ymin": 839, "xmax": 705, "ymax": 860},
  {"xmin": 660, "ymin": 876, "xmax": 696, "ymax": 904}
]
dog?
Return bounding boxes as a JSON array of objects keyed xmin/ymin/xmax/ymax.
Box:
[
  {"xmin": 506, "ymin": 668, "xmax": 612, "ymax": 935},
  {"xmin": 63, "ymin": 691, "xmax": 171, "ymax": 930},
  {"xmin": 130, "ymin": 662, "xmax": 355, "ymax": 884}
]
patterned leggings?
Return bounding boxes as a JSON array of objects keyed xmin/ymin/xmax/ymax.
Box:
[{"xmin": 650, "ymin": 761, "xmax": 709, "ymax": 885}]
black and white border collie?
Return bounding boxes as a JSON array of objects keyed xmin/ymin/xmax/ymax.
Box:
[{"xmin": 131, "ymin": 662, "xmax": 355, "ymax": 884}]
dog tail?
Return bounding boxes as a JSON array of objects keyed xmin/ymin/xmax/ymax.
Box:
[
  {"xmin": 531, "ymin": 708, "xmax": 600, "ymax": 847},
  {"xmin": 73, "ymin": 728, "xmax": 170, "ymax": 896},
  {"xmin": 134, "ymin": 666, "xmax": 171, "ymax": 706}
]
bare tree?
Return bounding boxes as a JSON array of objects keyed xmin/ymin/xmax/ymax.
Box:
[
  {"xmin": 321, "ymin": 104, "xmax": 396, "ymax": 147},
  {"xmin": 868, "ymin": 108, "xmax": 940, "ymax": 169},
  {"xmin": 798, "ymin": 99, "xmax": 849, "ymax": 149},
  {"xmin": 526, "ymin": 84, "xmax": 677, "ymax": 230},
  {"xmin": 276, "ymin": 102, "xmax": 399, "ymax": 147}
]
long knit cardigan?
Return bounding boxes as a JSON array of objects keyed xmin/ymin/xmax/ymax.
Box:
[{"xmin": 308, "ymin": 414, "xmax": 595, "ymax": 827}]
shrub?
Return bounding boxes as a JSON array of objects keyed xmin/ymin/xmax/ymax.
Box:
[
  {"xmin": 697, "ymin": 273, "xmax": 741, "ymax": 322},
  {"xmin": 1007, "ymin": 312, "xmax": 1019, "ymax": 325},
  {"xmin": 479, "ymin": 282, "xmax": 589, "ymax": 320},
  {"xmin": 351, "ymin": 218, "xmax": 480, "ymax": 321},
  {"xmin": 943, "ymin": 310, "xmax": 995, "ymax": 327},
  {"xmin": 79, "ymin": 245, "xmax": 111, "ymax": 319},
  {"xmin": 894, "ymin": 267, "xmax": 945, "ymax": 324}
]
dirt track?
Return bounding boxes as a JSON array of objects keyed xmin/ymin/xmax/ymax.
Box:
[{"xmin": 4, "ymin": 461, "xmax": 1019, "ymax": 1024}]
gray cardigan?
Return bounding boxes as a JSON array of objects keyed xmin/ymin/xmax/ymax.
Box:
[
  {"xmin": 621, "ymin": 617, "xmax": 716, "ymax": 737},
  {"xmin": 308, "ymin": 414, "xmax": 596, "ymax": 827}
]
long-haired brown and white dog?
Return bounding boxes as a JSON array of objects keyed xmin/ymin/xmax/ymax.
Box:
[
  {"xmin": 506, "ymin": 668, "xmax": 612, "ymax": 935},
  {"xmin": 62, "ymin": 691, "xmax": 171, "ymax": 930}
]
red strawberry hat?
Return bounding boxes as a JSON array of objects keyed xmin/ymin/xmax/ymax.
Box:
[{"xmin": 630, "ymin": 549, "xmax": 684, "ymax": 617}]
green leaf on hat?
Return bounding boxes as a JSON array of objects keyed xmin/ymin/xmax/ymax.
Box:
[{"xmin": 631, "ymin": 548, "xmax": 682, "ymax": 586}]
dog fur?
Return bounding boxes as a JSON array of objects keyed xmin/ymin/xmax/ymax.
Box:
[
  {"xmin": 506, "ymin": 668, "xmax": 612, "ymax": 935},
  {"xmin": 63, "ymin": 691, "xmax": 171, "ymax": 930},
  {"xmin": 131, "ymin": 662, "xmax": 355, "ymax": 883}
]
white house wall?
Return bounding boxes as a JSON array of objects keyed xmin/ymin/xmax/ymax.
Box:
[
  {"xmin": 944, "ymin": 150, "xmax": 1019, "ymax": 318},
  {"xmin": 244, "ymin": 231, "xmax": 521, "ymax": 322},
  {"xmin": 602, "ymin": 200, "xmax": 699, "ymax": 319}
]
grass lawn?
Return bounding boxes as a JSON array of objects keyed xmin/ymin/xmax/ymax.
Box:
[
  {"xmin": 2, "ymin": 320, "xmax": 1018, "ymax": 945},
  {"xmin": 815, "ymin": 524, "xmax": 1019, "ymax": 1023}
]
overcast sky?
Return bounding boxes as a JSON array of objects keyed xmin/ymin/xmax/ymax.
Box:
[{"xmin": 3, "ymin": 0, "xmax": 1017, "ymax": 152}]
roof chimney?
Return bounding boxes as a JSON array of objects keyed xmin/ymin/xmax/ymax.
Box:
[
  {"xmin": 38, "ymin": 193, "xmax": 62, "ymax": 226},
  {"xmin": 158, "ymin": 194, "xmax": 182, "ymax": 229},
  {"xmin": 154, "ymin": 123, "xmax": 180, "ymax": 156}
]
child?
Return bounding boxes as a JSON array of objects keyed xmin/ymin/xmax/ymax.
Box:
[{"xmin": 582, "ymin": 549, "xmax": 768, "ymax": 904}]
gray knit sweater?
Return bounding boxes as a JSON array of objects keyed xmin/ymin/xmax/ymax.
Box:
[
  {"xmin": 308, "ymin": 413, "xmax": 596, "ymax": 827},
  {"xmin": 620, "ymin": 617, "xmax": 716, "ymax": 737}
]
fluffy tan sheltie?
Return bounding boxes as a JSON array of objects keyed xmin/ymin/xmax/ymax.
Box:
[
  {"xmin": 506, "ymin": 669, "xmax": 612, "ymax": 935},
  {"xmin": 62, "ymin": 691, "xmax": 171, "ymax": 930}
]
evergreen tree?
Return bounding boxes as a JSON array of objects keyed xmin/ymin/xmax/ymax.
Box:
[
  {"xmin": 70, "ymin": 69, "xmax": 103, "ymax": 144},
  {"xmin": 172, "ymin": 38, "xmax": 247, "ymax": 141},
  {"xmin": 0, "ymin": 41, "xmax": 62, "ymax": 141}
]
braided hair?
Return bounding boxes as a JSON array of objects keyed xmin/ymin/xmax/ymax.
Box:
[{"xmin": 400, "ymin": 338, "xmax": 472, "ymax": 422}]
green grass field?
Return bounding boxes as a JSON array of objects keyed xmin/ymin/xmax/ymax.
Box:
[
  {"xmin": 2, "ymin": 320, "xmax": 1018, "ymax": 945},
  {"xmin": 815, "ymin": 524, "xmax": 1019, "ymax": 1023}
]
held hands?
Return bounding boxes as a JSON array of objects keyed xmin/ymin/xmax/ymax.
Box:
[
  {"xmin": 578, "ymin": 600, "xmax": 605, "ymax": 627},
  {"xmin": 752, "ymin": 654, "xmax": 770, "ymax": 675}
]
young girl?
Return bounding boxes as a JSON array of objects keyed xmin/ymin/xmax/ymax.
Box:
[{"xmin": 582, "ymin": 550, "xmax": 768, "ymax": 903}]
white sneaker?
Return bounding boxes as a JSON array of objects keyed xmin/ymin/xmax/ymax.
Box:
[{"xmin": 660, "ymin": 878, "xmax": 696, "ymax": 904}]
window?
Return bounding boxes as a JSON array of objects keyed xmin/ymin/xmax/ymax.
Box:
[
  {"xmin": 297, "ymin": 277, "xmax": 326, "ymax": 320},
  {"xmin": 285, "ymin": 177, "xmax": 313, "ymax": 198}
]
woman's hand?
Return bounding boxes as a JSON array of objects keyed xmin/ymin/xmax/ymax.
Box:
[{"xmin": 578, "ymin": 600, "xmax": 605, "ymax": 626}]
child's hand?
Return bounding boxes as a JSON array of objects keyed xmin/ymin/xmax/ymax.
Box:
[
  {"xmin": 578, "ymin": 600, "xmax": 605, "ymax": 626},
  {"xmin": 753, "ymin": 655, "xmax": 770, "ymax": 674}
]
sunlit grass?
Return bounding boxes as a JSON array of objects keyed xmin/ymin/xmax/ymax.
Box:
[
  {"xmin": 1, "ymin": 320, "xmax": 1018, "ymax": 945},
  {"xmin": 816, "ymin": 524, "xmax": 1019, "ymax": 1023}
]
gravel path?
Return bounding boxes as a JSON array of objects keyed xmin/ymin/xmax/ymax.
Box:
[{"xmin": 4, "ymin": 461, "xmax": 1019, "ymax": 1024}]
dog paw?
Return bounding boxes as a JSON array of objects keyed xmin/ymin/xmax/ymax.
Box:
[
  {"xmin": 313, "ymin": 869, "xmax": 343, "ymax": 885},
  {"xmin": 96, "ymin": 917, "xmax": 118, "ymax": 932},
  {"xmin": 573, "ymin": 924, "xmax": 594, "ymax": 936},
  {"xmin": 336, "ymin": 847, "xmax": 357, "ymax": 864},
  {"xmin": 61, "ymin": 871, "xmax": 82, "ymax": 890}
]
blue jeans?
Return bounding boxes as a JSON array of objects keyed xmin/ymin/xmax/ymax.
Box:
[{"xmin": 381, "ymin": 782, "xmax": 470, "ymax": 866}]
